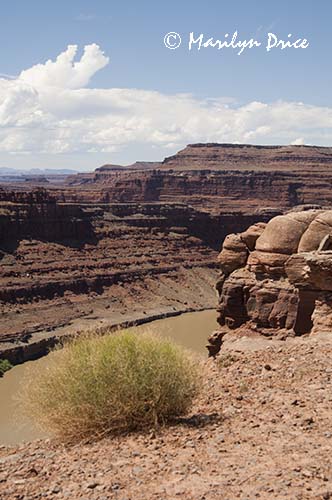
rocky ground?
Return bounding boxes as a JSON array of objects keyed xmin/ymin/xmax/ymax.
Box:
[{"xmin": 1, "ymin": 333, "xmax": 332, "ymax": 500}]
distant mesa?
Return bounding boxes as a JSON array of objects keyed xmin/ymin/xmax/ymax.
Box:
[
  {"xmin": 95, "ymin": 143, "xmax": 332, "ymax": 173},
  {"xmin": 63, "ymin": 143, "xmax": 332, "ymax": 213},
  {"xmin": 3, "ymin": 143, "xmax": 332, "ymax": 179},
  {"xmin": 0, "ymin": 167, "xmax": 79, "ymax": 176},
  {"xmin": 161, "ymin": 143, "xmax": 332, "ymax": 171}
]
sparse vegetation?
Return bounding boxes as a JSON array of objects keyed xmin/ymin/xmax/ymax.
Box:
[
  {"xmin": 0, "ymin": 359, "xmax": 13, "ymax": 377},
  {"xmin": 24, "ymin": 330, "xmax": 201, "ymax": 442},
  {"xmin": 217, "ymin": 352, "xmax": 239, "ymax": 369}
]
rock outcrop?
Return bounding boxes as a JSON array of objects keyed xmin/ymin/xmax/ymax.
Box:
[
  {"xmin": 209, "ymin": 207, "xmax": 332, "ymax": 354},
  {"xmin": 0, "ymin": 189, "xmax": 93, "ymax": 243}
]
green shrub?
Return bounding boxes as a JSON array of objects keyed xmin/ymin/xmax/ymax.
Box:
[
  {"xmin": 24, "ymin": 330, "xmax": 201, "ymax": 442},
  {"xmin": 0, "ymin": 359, "xmax": 12, "ymax": 377}
]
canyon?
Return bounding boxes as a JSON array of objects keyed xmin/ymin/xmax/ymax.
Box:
[
  {"xmin": 0, "ymin": 193, "xmax": 221, "ymax": 363},
  {"xmin": 2, "ymin": 143, "xmax": 332, "ymax": 363},
  {"xmin": 2, "ymin": 143, "xmax": 332, "ymax": 499}
]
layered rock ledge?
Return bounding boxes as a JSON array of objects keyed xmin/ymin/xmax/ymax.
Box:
[{"xmin": 209, "ymin": 207, "xmax": 332, "ymax": 355}]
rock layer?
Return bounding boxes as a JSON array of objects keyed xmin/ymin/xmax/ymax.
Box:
[
  {"xmin": 0, "ymin": 179, "xmax": 276, "ymax": 362},
  {"xmin": 162, "ymin": 143, "xmax": 332, "ymax": 171},
  {"xmin": 4, "ymin": 143, "xmax": 332, "ymax": 361},
  {"xmin": 66, "ymin": 144, "xmax": 332, "ymax": 213},
  {"xmin": 210, "ymin": 208, "xmax": 332, "ymax": 353}
]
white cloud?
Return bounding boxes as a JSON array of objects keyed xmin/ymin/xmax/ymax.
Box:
[
  {"xmin": 19, "ymin": 44, "xmax": 109, "ymax": 89},
  {"xmin": 291, "ymin": 137, "xmax": 306, "ymax": 145},
  {"xmin": 0, "ymin": 44, "xmax": 332, "ymax": 158}
]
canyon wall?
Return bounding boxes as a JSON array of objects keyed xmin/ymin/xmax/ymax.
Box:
[
  {"xmin": 1, "ymin": 192, "xmax": 240, "ymax": 362},
  {"xmin": 3, "ymin": 143, "xmax": 332, "ymax": 361},
  {"xmin": 65, "ymin": 144, "xmax": 332, "ymax": 212},
  {"xmin": 162, "ymin": 143, "xmax": 332, "ymax": 171}
]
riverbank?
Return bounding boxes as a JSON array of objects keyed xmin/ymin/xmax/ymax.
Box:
[
  {"xmin": 0, "ymin": 310, "xmax": 218, "ymax": 446},
  {"xmin": 0, "ymin": 265, "xmax": 219, "ymax": 365},
  {"xmin": 1, "ymin": 333, "xmax": 332, "ymax": 499}
]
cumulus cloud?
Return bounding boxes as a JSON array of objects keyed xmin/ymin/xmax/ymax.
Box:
[
  {"xmin": 291, "ymin": 137, "xmax": 306, "ymax": 146},
  {"xmin": 19, "ymin": 44, "xmax": 109, "ymax": 89},
  {"xmin": 0, "ymin": 44, "xmax": 332, "ymax": 158}
]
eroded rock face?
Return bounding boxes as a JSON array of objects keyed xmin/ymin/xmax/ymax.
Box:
[
  {"xmin": 0, "ymin": 195, "xmax": 221, "ymax": 349},
  {"xmin": 217, "ymin": 234, "xmax": 248, "ymax": 274},
  {"xmin": 0, "ymin": 184, "xmax": 277, "ymax": 363},
  {"xmin": 66, "ymin": 144, "xmax": 332, "ymax": 214},
  {"xmin": 209, "ymin": 208, "xmax": 332, "ymax": 354},
  {"xmin": 162, "ymin": 143, "xmax": 332, "ymax": 171}
]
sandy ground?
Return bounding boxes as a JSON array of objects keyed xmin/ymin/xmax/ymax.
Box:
[{"xmin": 1, "ymin": 333, "xmax": 332, "ymax": 500}]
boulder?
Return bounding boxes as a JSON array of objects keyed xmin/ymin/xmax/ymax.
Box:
[
  {"xmin": 206, "ymin": 330, "xmax": 225, "ymax": 357},
  {"xmin": 240, "ymin": 222, "xmax": 266, "ymax": 251},
  {"xmin": 298, "ymin": 210, "xmax": 332, "ymax": 252},
  {"xmin": 255, "ymin": 211, "xmax": 318, "ymax": 255},
  {"xmin": 217, "ymin": 234, "xmax": 248, "ymax": 275}
]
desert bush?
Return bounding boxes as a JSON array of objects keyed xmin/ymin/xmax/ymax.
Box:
[
  {"xmin": 24, "ymin": 329, "xmax": 200, "ymax": 442},
  {"xmin": 0, "ymin": 359, "xmax": 12, "ymax": 377}
]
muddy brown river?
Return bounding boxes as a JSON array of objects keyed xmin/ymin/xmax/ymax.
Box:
[{"xmin": 0, "ymin": 310, "xmax": 218, "ymax": 445}]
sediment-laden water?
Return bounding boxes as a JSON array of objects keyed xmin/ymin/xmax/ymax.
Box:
[{"xmin": 0, "ymin": 309, "xmax": 218, "ymax": 445}]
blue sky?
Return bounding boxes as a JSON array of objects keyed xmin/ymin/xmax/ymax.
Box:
[{"xmin": 0, "ymin": 0, "xmax": 331, "ymax": 170}]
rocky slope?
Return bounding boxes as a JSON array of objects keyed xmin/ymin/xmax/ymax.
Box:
[{"xmin": 1, "ymin": 334, "xmax": 332, "ymax": 499}]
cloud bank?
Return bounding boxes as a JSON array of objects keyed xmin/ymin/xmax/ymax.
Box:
[{"xmin": 0, "ymin": 44, "xmax": 331, "ymax": 158}]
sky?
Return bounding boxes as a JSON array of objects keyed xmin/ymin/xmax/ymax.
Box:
[{"xmin": 0, "ymin": 0, "xmax": 331, "ymax": 171}]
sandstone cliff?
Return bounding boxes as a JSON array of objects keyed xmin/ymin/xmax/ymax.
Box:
[
  {"xmin": 162, "ymin": 143, "xmax": 332, "ymax": 171},
  {"xmin": 0, "ymin": 182, "xmax": 277, "ymax": 363},
  {"xmin": 209, "ymin": 208, "xmax": 332, "ymax": 355},
  {"xmin": 4, "ymin": 142, "xmax": 332, "ymax": 362},
  {"xmin": 65, "ymin": 144, "xmax": 332, "ymax": 213}
]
